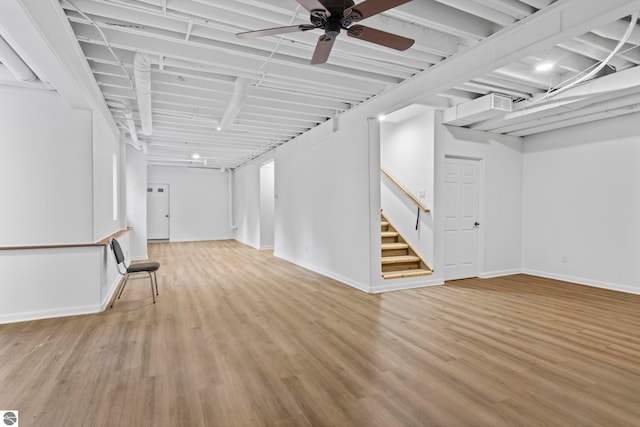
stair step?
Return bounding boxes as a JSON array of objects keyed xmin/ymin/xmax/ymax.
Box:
[
  {"xmin": 381, "ymin": 255, "xmax": 420, "ymax": 265},
  {"xmin": 381, "ymin": 221, "xmax": 389, "ymax": 227},
  {"xmin": 381, "ymin": 243, "xmax": 409, "ymax": 250},
  {"xmin": 381, "ymin": 231, "xmax": 398, "ymax": 238},
  {"xmin": 383, "ymin": 269, "xmax": 433, "ymax": 280}
]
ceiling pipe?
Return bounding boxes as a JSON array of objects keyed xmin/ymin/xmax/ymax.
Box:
[
  {"xmin": 218, "ymin": 77, "xmax": 249, "ymax": 132},
  {"xmin": 0, "ymin": 34, "xmax": 36, "ymax": 82},
  {"xmin": 134, "ymin": 52, "xmax": 153, "ymax": 135},
  {"xmin": 123, "ymin": 103, "xmax": 139, "ymax": 146}
]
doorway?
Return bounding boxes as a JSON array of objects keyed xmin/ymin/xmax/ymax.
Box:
[
  {"xmin": 443, "ymin": 157, "xmax": 482, "ymax": 280},
  {"xmin": 147, "ymin": 183, "xmax": 170, "ymax": 240}
]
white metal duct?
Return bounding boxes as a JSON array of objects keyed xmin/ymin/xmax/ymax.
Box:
[
  {"xmin": 218, "ymin": 77, "xmax": 249, "ymax": 132},
  {"xmin": 134, "ymin": 52, "xmax": 152, "ymax": 135},
  {"xmin": 442, "ymin": 93, "xmax": 512, "ymax": 126}
]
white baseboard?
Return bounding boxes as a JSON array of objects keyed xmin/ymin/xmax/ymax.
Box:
[
  {"xmin": 478, "ymin": 269, "xmax": 522, "ymax": 279},
  {"xmin": 275, "ymin": 253, "xmax": 371, "ymax": 293},
  {"xmin": 522, "ymin": 269, "xmax": 640, "ymax": 295},
  {"xmin": 0, "ymin": 304, "xmax": 103, "ymax": 325},
  {"xmin": 371, "ymin": 277, "xmax": 444, "ymax": 293},
  {"xmin": 0, "ymin": 275, "xmax": 123, "ymax": 325},
  {"xmin": 168, "ymin": 236, "xmax": 236, "ymax": 243},
  {"xmin": 260, "ymin": 245, "xmax": 274, "ymax": 250}
]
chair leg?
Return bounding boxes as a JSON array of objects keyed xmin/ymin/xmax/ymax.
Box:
[
  {"xmin": 148, "ymin": 272, "xmax": 156, "ymax": 303},
  {"xmin": 117, "ymin": 274, "xmax": 130, "ymax": 300},
  {"xmin": 110, "ymin": 275, "xmax": 125, "ymax": 308},
  {"xmin": 153, "ymin": 271, "xmax": 159, "ymax": 295}
]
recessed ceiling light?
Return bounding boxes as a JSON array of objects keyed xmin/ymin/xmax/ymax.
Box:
[
  {"xmin": 191, "ymin": 153, "xmax": 201, "ymax": 160},
  {"xmin": 216, "ymin": 126, "xmax": 221, "ymax": 131},
  {"xmin": 535, "ymin": 61, "xmax": 554, "ymax": 72},
  {"xmin": 378, "ymin": 114, "xmax": 386, "ymax": 121}
]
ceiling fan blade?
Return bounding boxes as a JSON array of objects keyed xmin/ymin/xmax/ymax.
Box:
[
  {"xmin": 311, "ymin": 35, "xmax": 336, "ymax": 65},
  {"xmin": 345, "ymin": 0, "xmax": 412, "ymax": 21},
  {"xmin": 296, "ymin": 0, "xmax": 331, "ymax": 17},
  {"xmin": 347, "ymin": 25, "xmax": 414, "ymax": 50},
  {"xmin": 236, "ymin": 24, "xmax": 316, "ymax": 39}
]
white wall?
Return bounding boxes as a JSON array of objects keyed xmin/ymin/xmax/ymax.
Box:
[
  {"xmin": 0, "ymin": 232, "xmax": 128, "ymax": 324},
  {"xmin": 126, "ymin": 145, "xmax": 148, "ymax": 260},
  {"xmin": 522, "ymin": 113, "xmax": 640, "ymax": 294},
  {"xmin": 260, "ymin": 162, "xmax": 275, "ymax": 249},
  {"xmin": 148, "ymin": 166, "xmax": 234, "ymax": 242},
  {"xmin": 275, "ymin": 121, "xmax": 372, "ymax": 291},
  {"xmin": 93, "ymin": 112, "xmax": 124, "ymax": 241},
  {"xmin": 0, "ymin": 87, "xmax": 129, "ymax": 323},
  {"xmin": 233, "ymin": 163, "xmax": 261, "ymax": 248},
  {"xmin": 380, "ymin": 111, "xmax": 436, "ymax": 274},
  {"xmin": 434, "ymin": 114, "xmax": 524, "ymax": 279},
  {"xmin": 0, "ymin": 87, "xmax": 93, "ymax": 245}
]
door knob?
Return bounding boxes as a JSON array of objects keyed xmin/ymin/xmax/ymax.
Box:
[
  {"xmin": 165, "ymin": 214, "xmax": 169, "ymax": 218},
  {"xmin": 474, "ymin": 221, "xmax": 480, "ymax": 228}
]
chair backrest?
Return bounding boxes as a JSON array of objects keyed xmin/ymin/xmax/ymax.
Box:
[{"xmin": 110, "ymin": 238, "xmax": 127, "ymax": 274}]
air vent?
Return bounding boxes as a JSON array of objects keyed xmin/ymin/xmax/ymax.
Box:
[
  {"xmin": 158, "ymin": 188, "xmax": 164, "ymax": 192},
  {"xmin": 491, "ymin": 94, "xmax": 512, "ymax": 111},
  {"xmin": 443, "ymin": 93, "xmax": 512, "ymax": 126},
  {"xmin": 147, "ymin": 188, "xmax": 152, "ymax": 192}
]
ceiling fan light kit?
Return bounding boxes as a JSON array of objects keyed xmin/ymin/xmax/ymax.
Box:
[{"xmin": 236, "ymin": 0, "xmax": 414, "ymax": 64}]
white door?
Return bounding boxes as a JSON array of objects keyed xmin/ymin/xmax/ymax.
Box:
[
  {"xmin": 443, "ymin": 157, "xmax": 481, "ymax": 280},
  {"xmin": 147, "ymin": 184, "xmax": 170, "ymax": 240}
]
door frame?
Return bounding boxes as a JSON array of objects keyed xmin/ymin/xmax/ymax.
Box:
[
  {"xmin": 442, "ymin": 155, "xmax": 485, "ymax": 280},
  {"xmin": 147, "ymin": 183, "xmax": 171, "ymax": 240}
]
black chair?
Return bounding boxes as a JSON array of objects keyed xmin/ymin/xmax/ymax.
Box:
[{"xmin": 110, "ymin": 238, "xmax": 160, "ymax": 307}]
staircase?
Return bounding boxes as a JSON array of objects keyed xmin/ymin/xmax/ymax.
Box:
[{"xmin": 381, "ymin": 212, "xmax": 433, "ymax": 280}]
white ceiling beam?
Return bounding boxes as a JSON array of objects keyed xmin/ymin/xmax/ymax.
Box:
[
  {"xmin": 494, "ymin": 92, "xmax": 640, "ymax": 133},
  {"xmin": 510, "ymin": 104, "xmax": 640, "ymax": 136},
  {"xmin": 574, "ymin": 33, "xmax": 640, "ymax": 65},
  {"xmin": 433, "ymin": 0, "xmax": 516, "ymax": 26},
  {"xmin": 211, "ymin": 0, "xmax": 459, "ymax": 56},
  {"xmin": 473, "ymin": 65, "xmax": 640, "ymax": 131},
  {"xmin": 95, "ymin": 74, "xmax": 131, "ymax": 89},
  {"xmin": 149, "ymin": 127, "xmax": 275, "ymax": 144},
  {"xmin": 64, "ymin": 2, "xmax": 431, "ymax": 77},
  {"xmin": 68, "ymin": 12, "xmax": 426, "ymax": 78},
  {"xmin": 464, "ymin": 80, "xmax": 533, "ymax": 99},
  {"xmin": 0, "ymin": 0, "xmax": 90, "ymax": 108},
  {"xmin": 492, "ymin": 63, "xmax": 564, "ymax": 89},
  {"xmin": 86, "ymin": 48, "xmax": 372, "ymax": 104},
  {"xmin": 439, "ymin": 88, "xmax": 479, "ymax": 103},
  {"xmin": 252, "ymin": 77, "xmax": 369, "ymax": 103},
  {"xmin": 592, "ymin": 19, "xmax": 640, "ymax": 46},
  {"xmin": 309, "ymin": 0, "xmax": 640, "ymax": 132},
  {"xmin": 145, "ymin": 73, "xmax": 350, "ymax": 111},
  {"xmin": 526, "ymin": 46, "xmax": 599, "ymax": 73},
  {"xmin": 71, "ymin": 24, "xmax": 397, "ymax": 89},
  {"xmin": 473, "ymin": 75, "xmax": 544, "ymax": 95},
  {"xmin": 516, "ymin": 0, "xmax": 556, "ymax": 9},
  {"xmin": 90, "ymin": 61, "xmax": 129, "ymax": 78},
  {"xmin": 148, "ymin": 141, "xmax": 259, "ymax": 153},
  {"xmin": 390, "ymin": 0, "xmax": 498, "ymax": 40},
  {"xmin": 558, "ymin": 39, "xmax": 633, "ymax": 70},
  {"xmin": 480, "ymin": 0, "xmax": 536, "ymax": 19}
]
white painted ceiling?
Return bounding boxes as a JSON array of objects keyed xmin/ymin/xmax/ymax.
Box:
[{"xmin": 4, "ymin": 0, "xmax": 640, "ymax": 169}]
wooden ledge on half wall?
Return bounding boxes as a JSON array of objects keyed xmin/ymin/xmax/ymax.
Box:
[{"xmin": 0, "ymin": 227, "xmax": 132, "ymax": 251}]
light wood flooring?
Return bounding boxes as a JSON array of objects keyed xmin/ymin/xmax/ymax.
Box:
[{"xmin": 1, "ymin": 240, "xmax": 640, "ymax": 426}]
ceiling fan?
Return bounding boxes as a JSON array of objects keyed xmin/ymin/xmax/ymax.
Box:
[{"xmin": 236, "ymin": 0, "xmax": 414, "ymax": 65}]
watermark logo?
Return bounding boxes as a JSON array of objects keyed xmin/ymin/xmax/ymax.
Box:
[{"xmin": 1, "ymin": 411, "xmax": 18, "ymax": 426}]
